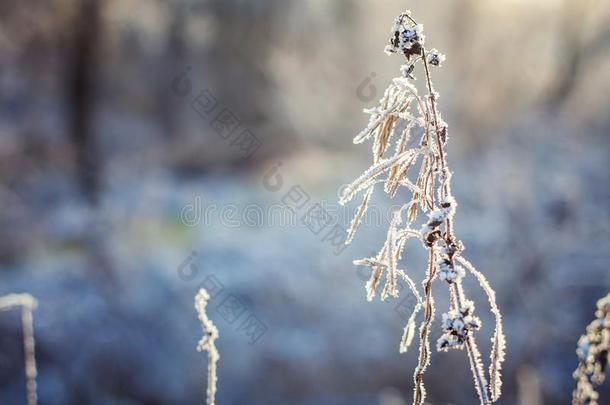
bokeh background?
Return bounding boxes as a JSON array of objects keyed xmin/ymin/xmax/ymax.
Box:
[{"xmin": 1, "ymin": 0, "xmax": 609, "ymax": 404}]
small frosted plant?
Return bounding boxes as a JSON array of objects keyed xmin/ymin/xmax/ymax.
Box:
[
  {"xmin": 195, "ymin": 289, "xmax": 220, "ymax": 405},
  {"xmin": 0, "ymin": 293, "xmax": 38, "ymax": 405},
  {"xmin": 340, "ymin": 10, "xmax": 506, "ymax": 405},
  {"xmin": 572, "ymin": 292, "xmax": 610, "ymax": 405}
]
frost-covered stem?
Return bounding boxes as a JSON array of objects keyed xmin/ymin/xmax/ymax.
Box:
[
  {"xmin": 465, "ymin": 334, "xmax": 491, "ymax": 405},
  {"xmin": 452, "ymin": 282, "xmax": 491, "ymax": 405},
  {"xmin": 413, "ymin": 249, "xmax": 436, "ymax": 405},
  {"xmin": 195, "ymin": 289, "xmax": 220, "ymax": 405},
  {"xmin": 407, "ymin": 15, "xmax": 491, "ymax": 404},
  {"xmin": 420, "ymin": 42, "xmax": 453, "ymax": 239},
  {"xmin": 22, "ymin": 305, "xmax": 37, "ymax": 405},
  {"xmin": 413, "ymin": 90, "xmax": 440, "ymax": 404},
  {"xmin": 0, "ymin": 294, "xmax": 38, "ymax": 405}
]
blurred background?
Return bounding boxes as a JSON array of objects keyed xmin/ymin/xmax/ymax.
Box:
[{"xmin": 1, "ymin": 0, "xmax": 609, "ymax": 404}]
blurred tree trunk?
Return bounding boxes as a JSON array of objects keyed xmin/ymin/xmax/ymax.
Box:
[
  {"xmin": 203, "ymin": 0, "xmax": 291, "ymax": 158},
  {"xmin": 66, "ymin": 0, "xmax": 117, "ymax": 282},
  {"xmin": 158, "ymin": 0, "xmax": 187, "ymax": 140},
  {"xmin": 546, "ymin": 0, "xmax": 588, "ymax": 110},
  {"xmin": 67, "ymin": 0, "xmax": 100, "ymax": 204},
  {"xmin": 447, "ymin": 0, "xmax": 480, "ymax": 137}
]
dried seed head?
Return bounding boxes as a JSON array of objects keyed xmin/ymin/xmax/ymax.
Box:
[
  {"xmin": 385, "ymin": 14, "xmax": 425, "ymax": 59},
  {"xmin": 438, "ymin": 301, "xmax": 481, "ymax": 351},
  {"xmin": 573, "ymin": 293, "xmax": 610, "ymax": 405}
]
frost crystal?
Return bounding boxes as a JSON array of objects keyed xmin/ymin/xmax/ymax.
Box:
[
  {"xmin": 437, "ymin": 260, "xmax": 465, "ymax": 283},
  {"xmin": 438, "ymin": 301, "xmax": 481, "ymax": 351},
  {"xmin": 400, "ymin": 64, "xmax": 415, "ymax": 79},
  {"xmin": 427, "ymin": 49, "xmax": 446, "ymax": 67},
  {"xmin": 419, "ymin": 196, "xmax": 457, "ymax": 247}
]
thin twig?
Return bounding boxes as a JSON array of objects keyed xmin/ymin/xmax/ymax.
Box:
[
  {"xmin": 0, "ymin": 293, "xmax": 38, "ymax": 405},
  {"xmin": 195, "ymin": 289, "xmax": 220, "ymax": 405}
]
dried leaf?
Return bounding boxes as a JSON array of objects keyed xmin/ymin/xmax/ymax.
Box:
[{"xmin": 345, "ymin": 186, "xmax": 374, "ymax": 245}]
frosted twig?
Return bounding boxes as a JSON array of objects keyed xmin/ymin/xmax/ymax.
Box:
[
  {"xmin": 0, "ymin": 293, "xmax": 38, "ymax": 405},
  {"xmin": 413, "ymin": 250, "xmax": 435, "ymax": 405},
  {"xmin": 195, "ymin": 289, "xmax": 220, "ymax": 405},
  {"xmin": 345, "ymin": 186, "xmax": 374, "ymax": 245},
  {"xmin": 397, "ymin": 269, "xmax": 423, "ymax": 353},
  {"xmin": 458, "ymin": 256, "xmax": 507, "ymax": 401},
  {"xmin": 339, "ymin": 148, "xmax": 421, "ymax": 205}
]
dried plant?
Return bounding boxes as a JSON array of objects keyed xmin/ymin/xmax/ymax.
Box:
[
  {"xmin": 195, "ymin": 289, "xmax": 220, "ymax": 405},
  {"xmin": 0, "ymin": 293, "xmax": 38, "ymax": 405},
  {"xmin": 340, "ymin": 10, "xmax": 506, "ymax": 405},
  {"xmin": 572, "ymin": 292, "xmax": 610, "ymax": 405}
]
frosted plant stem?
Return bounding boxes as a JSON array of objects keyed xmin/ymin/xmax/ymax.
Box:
[
  {"xmin": 22, "ymin": 305, "xmax": 37, "ymax": 405},
  {"xmin": 465, "ymin": 334, "xmax": 491, "ymax": 405},
  {"xmin": 413, "ymin": 16, "xmax": 493, "ymax": 403},
  {"xmin": 452, "ymin": 282, "xmax": 491, "ymax": 405},
  {"xmin": 0, "ymin": 293, "xmax": 38, "ymax": 405},
  {"xmin": 195, "ymin": 289, "xmax": 220, "ymax": 405},
  {"xmin": 457, "ymin": 256, "xmax": 506, "ymax": 401},
  {"xmin": 413, "ymin": 250, "xmax": 435, "ymax": 405}
]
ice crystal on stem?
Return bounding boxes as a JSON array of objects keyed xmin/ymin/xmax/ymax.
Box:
[
  {"xmin": 195, "ymin": 289, "xmax": 220, "ymax": 405},
  {"xmin": 341, "ymin": 9, "xmax": 506, "ymax": 405},
  {"xmin": 437, "ymin": 300, "xmax": 481, "ymax": 351}
]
